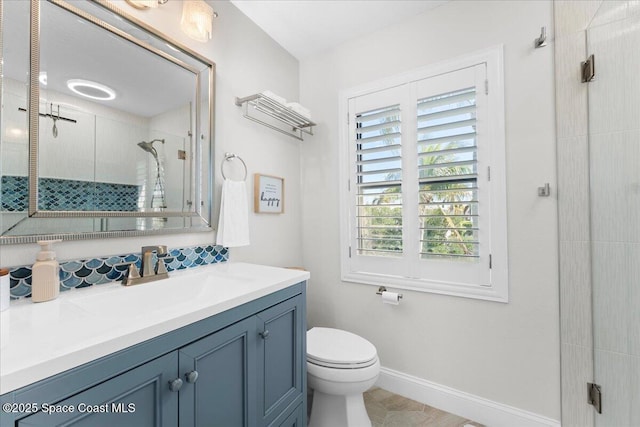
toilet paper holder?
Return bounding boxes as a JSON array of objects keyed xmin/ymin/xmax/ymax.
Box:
[{"xmin": 376, "ymin": 286, "xmax": 403, "ymax": 300}]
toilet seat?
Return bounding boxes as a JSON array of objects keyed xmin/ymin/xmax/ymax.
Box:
[{"xmin": 307, "ymin": 327, "xmax": 378, "ymax": 369}]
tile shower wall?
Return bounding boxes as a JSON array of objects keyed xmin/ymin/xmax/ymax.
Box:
[
  {"xmin": 8, "ymin": 244, "xmax": 228, "ymax": 298},
  {"xmin": 555, "ymin": 1, "xmax": 640, "ymax": 426},
  {"xmin": 586, "ymin": 6, "xmax": 640, "ymax": 427},
  {"xmin": 1, "ymin": 176, "xmax": 140, "ymax": 212}
]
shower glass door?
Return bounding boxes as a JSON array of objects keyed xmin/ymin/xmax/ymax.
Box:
[{"xmin": 586, "ymin": 4, "xmax": 640, "ymax": 426}]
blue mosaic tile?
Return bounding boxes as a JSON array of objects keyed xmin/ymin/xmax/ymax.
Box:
[
  {"xmin": 61, "ymin": 275, "xmax": 82, "ymax": 289},
  {"xmin": 11, "ymin": 267, "xmax": 31, "ymax": 279},
  {"xmin": 96, "ymin": 263, "xmax": 111, "ymax": 274},
  {"xmin": 105, "ymin": 256, "xmax": 122, "ymax": 266},
  {"xmin": 61, "ymin": 261, "xmax": 83, "ymax": 272},
  {"xmin": 1, "ymin": 175, "xmax": 139, "ymax": 211},
  {"xmin": 10, "ymin": 282, "xmax": 31, "ymax": 297},
  {"xmin": 124, "ymin": 254, "xmax": 138, "ymax": 263},
  {"xmin": 85, "ymin": 258, "xmax": 102, "ymax": 269},
  {"xmin": 8, "ymin": 244, "xmax": 229, "ymax": 298}
]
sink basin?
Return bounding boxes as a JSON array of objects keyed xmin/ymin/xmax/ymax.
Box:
[{"xmin": 66, "ymin": 267, "xmax": 256, "ymax": 319}]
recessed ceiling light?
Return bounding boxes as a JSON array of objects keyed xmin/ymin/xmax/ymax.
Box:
[
  {"xmin": 66, "ymin": 79, "xmax": 116, "ymax": 101},
  {"xmin": 39, "ymin": 72, "xmax": 47, "ymax": 86}
]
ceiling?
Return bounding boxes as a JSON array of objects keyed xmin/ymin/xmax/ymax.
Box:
[{"xmin": 229, "ymin": 0, "xmax": 449, "ymax": 60}]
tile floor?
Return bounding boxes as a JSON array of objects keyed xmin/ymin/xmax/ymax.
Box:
[{"xmin": 363, "ymin": 387, "xmax": 485, "ymax": 427}]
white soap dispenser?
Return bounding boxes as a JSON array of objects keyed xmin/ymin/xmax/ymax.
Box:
[{"xmin": 32, "ymin": 239, "xmax": 62, "ymax": 303}]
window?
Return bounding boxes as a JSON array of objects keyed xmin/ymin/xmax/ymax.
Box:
[{"xmin": 339, "ymin": 47, "xmax": 508, "ymax": 302}]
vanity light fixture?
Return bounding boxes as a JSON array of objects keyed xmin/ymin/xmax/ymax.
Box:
[
  {"xmin": 66, "ymin": 79, "xmax": 116, "ymax": 101},
  {"xmin": 180, "ymin": 0, "xmax": 217, "ymax": 43},
  {"xmin": 124, "ymin": 0, "xmax": 168, "ymax": 10}
]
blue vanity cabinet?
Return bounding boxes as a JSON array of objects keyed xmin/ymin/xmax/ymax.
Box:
[
  {"xmin": 178, "ymin": 316, "xmax": 258, "ymax": 427},
  {"xmin": 15, "ymin": 352, "xmax": 179, "ymax": 427},
  {"xmin": 177, "ymin": 292, "xmax": 305, "ymax": 427},
  {"xmin": 1, "ymin": 282, "xmax": 307, "ymax": 427},
  {"xmin": 276, "ymin": 403, "xmax": 305, "ymax": 427},
  {"xmin": 256, "ymin": 295, "xmax": 305, "ymax": 426}
]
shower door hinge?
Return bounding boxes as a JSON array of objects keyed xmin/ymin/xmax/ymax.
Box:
[
  {"xmin": 581, "ymin": 54, "xmax": 595, "ymax": 83},
  {"xmin": 348, "ymin": 246, "xmax": 352, "ymax": 258},
  {"xmin": 178, "ymin": 150, "xmax": 187, "ymax": 160},
  {"xmin": 588, "ymin": 382, "xmax": 602, "ymax": 414},
  {"xmin": 484, "ymin": 79, "xmax": 489, "ymax": 95},
  {"xmin": 489, "ymin": 254, "xmax": 492, "ymax": 269}
]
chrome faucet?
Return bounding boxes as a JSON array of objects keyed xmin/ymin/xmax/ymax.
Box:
[{"xmin": 122, "ymin": 245, "xmax": 169, "ymax": 286}]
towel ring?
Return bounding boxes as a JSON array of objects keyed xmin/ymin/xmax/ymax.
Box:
[{"xmin": 221, "ymin": 153, "xmax": 248, "ymax": 181}]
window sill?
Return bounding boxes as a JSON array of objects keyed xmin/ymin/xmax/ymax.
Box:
[{"xmin": 341, "ymin": 271, "xmax": 508, "ymax": 303}]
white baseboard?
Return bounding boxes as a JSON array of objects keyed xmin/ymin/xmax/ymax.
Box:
[{"xmin": 376, "ymin": 367, "xmax": 561, "ymax": 427}]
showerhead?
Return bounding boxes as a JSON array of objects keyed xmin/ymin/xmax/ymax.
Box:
[{"xmin": 137, "ymin": 139, "xmax": 164, "ymax": 159}]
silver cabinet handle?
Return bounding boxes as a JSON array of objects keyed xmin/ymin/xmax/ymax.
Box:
[
  {"xmin": 169, "ymin": 378, "xmax": 183, "ymax": 392},
  {"xmin": 185, "ymin": 370, "xmax": 199, "ymax": 383},
  {"xmin": 259, "ymin": 330, "xmax": 270, "ymax": 339}
]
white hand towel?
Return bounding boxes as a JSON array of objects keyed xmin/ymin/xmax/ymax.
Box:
[
  {"xmin": 216, "ymin": 179, "xmax": 250, "ymax": 247},
  {"xmin": 261, "ymin": 90, "xmax": 287, "ymax": 105}
]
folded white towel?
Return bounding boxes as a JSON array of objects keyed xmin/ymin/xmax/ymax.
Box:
[
  {"xmin": 216, "ymin": 179, "xmax": 250, "ymax": 247},
  {"xmin": 261, "ymin": 90, "xmax": 287, "ymax": 105},
  {"xmin": 285, "ymin": 102, "xmax": 311, "ymax": 119}
]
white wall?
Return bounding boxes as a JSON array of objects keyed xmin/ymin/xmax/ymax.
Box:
[
  {"xmin": 0, "ymin": 0, "xmax": 303, "ymax": 270},
  {"xmin": 299, "ymin": 0, "xmax": 560, "ymax": 420}
]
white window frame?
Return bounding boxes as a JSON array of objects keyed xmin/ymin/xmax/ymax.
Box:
[{"xmin": 339, "ymin": 46, "xmax": 508, "ymax": 302}]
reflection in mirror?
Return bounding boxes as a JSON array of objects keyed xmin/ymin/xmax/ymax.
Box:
[
  {"xmin": 1, "ymin": 0, "xmax": 30, "ymax": 237},
  {"xmin": 0, "ymin": 0, "xmax": 215, "ymax": 243}
]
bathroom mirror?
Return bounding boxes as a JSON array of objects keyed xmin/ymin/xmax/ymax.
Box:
[{"xmin": 0, "ymin": 0, "xmax": 215, "ymax": 244}]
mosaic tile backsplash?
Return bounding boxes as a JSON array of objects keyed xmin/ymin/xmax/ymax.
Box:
[
  {"xmin": 1, "ymin": 175, "xmax": 139, "ymax": 212},
  {"xmin": 9, "ymin": 244, "xmax": 228, "ymax": 298}
]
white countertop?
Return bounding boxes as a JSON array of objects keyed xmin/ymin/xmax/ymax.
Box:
[{"xmin": 0, "ymin": 262, "xmax": 309, "ymax": 395}]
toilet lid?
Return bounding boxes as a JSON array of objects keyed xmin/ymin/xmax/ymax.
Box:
[{"xmin": 307, "ymin": 327, "xmax": 377, "ymax": 367}]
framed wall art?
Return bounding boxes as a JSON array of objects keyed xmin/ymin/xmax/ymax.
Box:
[{"xmin": 254, "ymin": 174, "xmax": 284, "ymax": 214}]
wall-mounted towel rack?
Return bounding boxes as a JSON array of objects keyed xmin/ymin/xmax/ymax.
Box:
[
  {"xmin": 235, "ymin": 93, "xmax": 316, "ymax": 141},
  {"xmin": 221, "ymin": 152, "xmax": 248, "ymax": 181}
]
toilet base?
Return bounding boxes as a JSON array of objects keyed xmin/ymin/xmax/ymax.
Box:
[{"xmin": 308, "ymin": 390, "xmax": 372, "ymax": 427}]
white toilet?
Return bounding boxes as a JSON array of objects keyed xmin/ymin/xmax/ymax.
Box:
[{"xmin": 306, "ymin": 327, "xmax": 380, "ymax": 427}]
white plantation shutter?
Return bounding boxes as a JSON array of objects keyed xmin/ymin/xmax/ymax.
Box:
[
  {"xmin": 341, "ymin": 48, "xmax": 508, "ymax": 302},
  {"xmin": 417, "ymin": 87, "xmax": 479, "ymax": 259},
  {"xmin": 355, "ymin": 104, "xmax": 403, "ymax": 256}
]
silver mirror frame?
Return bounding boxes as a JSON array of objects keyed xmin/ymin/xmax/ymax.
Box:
[{"xmin": 0, "ymin": 0, "xmax": 216, "ymax": 245}]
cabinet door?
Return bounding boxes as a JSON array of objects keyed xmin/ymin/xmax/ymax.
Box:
[
  {"xmin": 256, "ymin": 295, "xmax": 304, "ymax": 426},
  {"xmin": 179, "ymin": 316, "xmax": 257, "ymax": 427},
  {"xmin": 18, "ymin": 352, "xmax": 179, "ymax": 427},
  {"xmin": 275, "ymin": 403, "xmax": 305, "ymax": 427}
]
